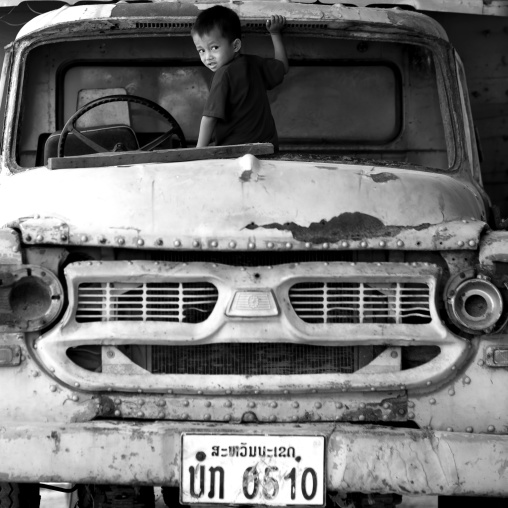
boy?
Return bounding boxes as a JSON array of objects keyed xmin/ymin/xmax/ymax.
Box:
[{"xmin": 191, "ymin": 6, "xmax": 289, "ymax": 149}]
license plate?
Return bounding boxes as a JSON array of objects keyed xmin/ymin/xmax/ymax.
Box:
[{"xmin": 181, "ymin": 434, "xmax": 325, "ymax": 506}]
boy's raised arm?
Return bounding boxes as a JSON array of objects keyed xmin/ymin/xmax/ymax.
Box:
[
  {"xmin": 266, "ymin": 15, "xmax": 289, "ymax": 74},
  {"xmin": 196, "ymin": 116, "xmax": 217, "ymax": 148}
]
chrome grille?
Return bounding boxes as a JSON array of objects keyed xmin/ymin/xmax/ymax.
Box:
[
  {"xmin": 76, "ymin": 282, "xmax": 218, "ymax": 323},
  {"xmin": 289, "ymin": 282, "xmax": 431, "ymax": 324}
]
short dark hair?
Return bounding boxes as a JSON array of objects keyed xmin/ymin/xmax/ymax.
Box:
[{"xmin": 191, "ymin": 5, "xmax": 241, "ymax": 42}]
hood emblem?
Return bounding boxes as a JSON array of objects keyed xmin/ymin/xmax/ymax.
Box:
[{"xmin": 227, "ymin": 290, "xmax": 279, "ymax": 317}]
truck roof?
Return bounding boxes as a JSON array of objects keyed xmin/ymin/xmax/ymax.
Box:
[{"xmin": 15, "ymin": 1, "xmax": 450, "ymax": 42}]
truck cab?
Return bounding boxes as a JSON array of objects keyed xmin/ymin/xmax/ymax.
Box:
[{"xmin": 0, "ymin": 1, "xmax": 507, "ymax": 507}]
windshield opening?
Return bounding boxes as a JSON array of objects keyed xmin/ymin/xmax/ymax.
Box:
[{"xmin": 16, "ymin": 34, "xmax": 449, "ymax": 170}]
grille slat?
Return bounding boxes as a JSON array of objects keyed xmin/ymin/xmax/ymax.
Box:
[
  {"xmin": 76, "ymin": 282, "xmax": 218, "ymax": 323},
  {"xmin": 289, "ymin": 281, "xmax": 431, "ymax": 324}
]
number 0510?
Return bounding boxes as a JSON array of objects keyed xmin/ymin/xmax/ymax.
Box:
[{"xmin": 242, "ymin": 466, "xmax": 319, "ymax": 501}]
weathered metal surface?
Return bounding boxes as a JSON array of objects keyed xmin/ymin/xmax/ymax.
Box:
[
  {"xmin": 0, "ymin": 161, "xmax": 486, "ymax": 250},
  {"xmin": 409, "ymin": 336, "xmax": 508, "ymax": 435},
  {"xmin": 92, "ymin": 391, "xmax": 408, "ymax": 424},
  {"xmin": 35, "ymin": 260, "xmax": 471, "ymax": 394},
  {"xmin": 12, "ymin": 2, "xmax": 449, "ymax": 42},
  {"xmin": 0, "ymin": 228, "xmax": 21, "ymax": 264},
  {"xmin": 478, "ymin": 230, "xmax": 508, "ymax": 275},
  {"xmin": 0, "ymin": 421, "xmax": 506, "ymax": 496}
]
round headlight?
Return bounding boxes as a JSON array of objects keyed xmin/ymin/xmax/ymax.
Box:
[
  {"xmin": 4, "ymin": 265, "xmax": 63, "ymax": 331},
  {"xmin": 447, "ymin": 276, "xmax": 503, "ymax": 333}
]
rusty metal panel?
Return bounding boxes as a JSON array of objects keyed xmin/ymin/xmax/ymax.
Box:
[{"xmin": 0, "ymin": 421, "xmax": 506, "ymax": 496}]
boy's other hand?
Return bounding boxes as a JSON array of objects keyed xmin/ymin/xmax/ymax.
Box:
[{"xmin": 266, "ymin": 15, "xmax": 286, "ymax": 34}]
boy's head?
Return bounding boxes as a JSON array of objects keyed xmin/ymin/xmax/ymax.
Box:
[{"xmin": 191, "ymin": 6, "xmax": 242, "ymax": 72}]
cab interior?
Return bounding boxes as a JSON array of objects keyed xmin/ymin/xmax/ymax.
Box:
[{"xmin": 16, "ymin": 32, "xmax": 449, "ymax": 170}]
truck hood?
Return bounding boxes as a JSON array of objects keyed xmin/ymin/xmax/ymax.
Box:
[{"xmin": 1, "ymin": 156, "xmax": 486, "ymax": 250}]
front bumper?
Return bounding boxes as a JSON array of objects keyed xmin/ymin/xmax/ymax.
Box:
[{"xmin": 1, "ymin": 421, "xmax": 506, "ymax": 496}]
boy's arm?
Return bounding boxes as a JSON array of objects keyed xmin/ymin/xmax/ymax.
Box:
[
  {"xmin": 266, "ymin": 15, "xmax": 289, "ymax": 74},
  {"xmin": 196, "ymin": 116, "xmax": 217, "ymax": 148}
]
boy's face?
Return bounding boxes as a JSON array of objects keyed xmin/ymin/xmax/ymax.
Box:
[{"xmin": 192, "ymin": 27, "xmax": 240, "ymax": 72}]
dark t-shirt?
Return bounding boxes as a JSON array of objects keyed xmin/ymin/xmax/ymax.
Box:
[{"xmin": 203, "ymin": 54, "xmax": 285, "ymax": 149}]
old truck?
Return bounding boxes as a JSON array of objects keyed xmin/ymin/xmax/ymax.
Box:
[{"xmin": 0, "ymin": 1, "xmax": 507, "ymax": 507}]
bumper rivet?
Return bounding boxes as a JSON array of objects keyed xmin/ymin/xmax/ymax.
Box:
[
  {"xmin": 468, "ymin": 240, "xmax": 476, "ymax": 247},
  {"xmin": 382, "ymin": 415, "xmax": 388, "ymax": 421},
  {"xmin": 270, "ymin": 402, "xmax": 278, "ymax": 408},
  {"xmin": 137, "ymin": 238, "xmax": 144, "ymax": 246},
  {"xmin": 322, "ymin": 243, "xmax": 330, "ymax": 249},
  {"xmin": 285, "ymin": 242, "xmax": 292, "ymax": 249},
  {"xmin": 226, "ymin": 390, "xmax": 232, "ymax": 395},
  {"xmin": 81, "ymin": 235, "xmax": 88, "ymax": 242},
  {"xmin": 269, "ymin": 415, "xmax": 277, "ymax": 422},
  {"xmin": 283, "ymin": 390, "xmax": 289, "ymax": 395},
  {"xmin": 210, "ymin": 240, "xmax": 218, "ymax": 248},
  {"xmin": 463, "ymin": 376, "xmax": 471, "ymax": 384},
  {"xmin": 98, "ymin": 235, "xmax": 106, "ymax": 244},
  {"xmin": 197, "ymin": 390, "xmax": 203, "ymax": 395},
  {"xmin": 181, "ymin": 414, "xmax": 189, "ymax": 420},
  {"xmin": 426, "ymin": 381, "xmax": 432, "ymax": 386},
  {"xmin": 383, "ymin": 403, "xmax": 390, "ymax": 409},
  {"xmin": 291, "ymin": 416, "xmax": 298, "ymax": 422},
  {"xmin": 315, "ymin": 402, "xmax": 322, "ymax": 409},
  {"xmin": 156, "ymin": 400, "xmax": 166, "ymax": 407},
  {"xmin": 487, "ymin": 425, "xmax": 495, "ymax": 432},
  {"xmin": 158, "ymin": 411, "xmax": 165, "ymax": 418},
  {"xmin": 167, "ymin": 389, "xmax": 173, "ymax": 394},
  {"xmin": 229, "ymin": 241, "xmax": 236, "ymax": 248},
  {"xmin": 156, "ymin": 238, "xmax": 164, "ymax": 246},
  {"xmin": 193, "ymin": 240, "xmax": 200, "ymax": 248},
  {"xmin": 358, "ymin": 415, "xmax": 365, "ymax": 421},
  {"xmin": 108, "ymin": 388, "xmax": 112, "ymax": 392},
  {"xmin": 447, "ymin": 427, "xmax": 453, "ymax": 432},
  {"xmin": 292, "ymin": 402, "xmax": 299, "ymax": 408},
  {"xmin": 36, "ymin": 235, "xmax": 44, "ymax": 242},
  {"xmin": 341, "ymin": 241, "xmax": 349, "ymax": 248},
  {"xmin": 183, "ymin": 400, "xmax": 189, "ymax": 407},
  {"xmin": 72, "ymin": 395, "xmax": 79, "ymax": 402},
  {"xmin": 248, "ymin": 402, "xmax": 256, "ymax": 408},
  {"xmin": 117, "ymin": 237, "xmax": 125, "ymax": 246},
  {"xmin": 429, "ymin": 398, "xmax": 436, "ymax": 405},
  {"xmin": 248, "ymin": 242, "xmax": 255, "ymax": 249},
  {"xmin": 466, "ymin": 426, "xmax": 473, "ymax": 433},
  {"xmin": 360, "ymin": 241, "xmax": 367, "ymax": 248},
  {"xmin": 115, "ymin": 399, "xmax": 121, "ymax": 405},
  {"xmin": 174, "ymin": 240, "xmax": 181, "ymax": 247},
  {"xmin": 336, "ymin": 402, "xmax": 343, "ymax": 409},
  {"xmin": 397, "ymin": 240, "xmax": 404, "ymax": 247},
  {"xmin": 223, "ymin": 414, "xmax": 231, "ymax": 421},
  {"xmin": 379, "ymin": 240, "xmax": 386, "ymax": 247},
  {"xmin": 225, "ymin": 401, "xmax": 232, "ymax": 408},
  {"xmin": 114, "ymin": 410, "xmax": 121, "ymax": 417},
  {"xmin": 204, "ymin": 401, "xmax": 211, "ymax": 408},
  {"xmin": 448, "ymin": 389, "xmax": 455, "ymax": 396},
  {"xmin": 49, "ymin": 385, "xmax": 57, "ymax": 392},
  {"xmin": 408, "ymin": 401, "xmax": 415, "ymax": 408},
  {"xmin": 305, "ymin": 242, "xmax": 312, "ymax": 248},
  {"xmin": 477, "ymin": 359, "xmax": 485, "ymax": 366},
  {"xmin": 457, "ymin": 240, "xmax": 464, "ymax": 247},
  {"xmin": 398, "ymin": 408, "xmax": 405, "ymax": 415},
  {"xmin": 74, "ymin": 382, "xmax": 80, "ymax": 388},
  {"xmin": 359, "ymin": 403, "xmax": 366, "ymax": 409},
  {"xmin": 204, "ymin": 414, "xmax": 211, "ymax": 421},
  {"xmin": 408, "ymin": 412, "xmax": 415, "ymax": 419}
]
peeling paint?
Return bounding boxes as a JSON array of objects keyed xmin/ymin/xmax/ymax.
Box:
[{"xmin": 368, "ymin": 172, "xmax": 399, "ymax": 183}]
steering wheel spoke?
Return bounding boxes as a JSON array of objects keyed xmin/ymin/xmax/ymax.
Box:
[
  {"xmin": 70, "ymin": 126, "xmax": 110, "ymax": 153},
  {"xmin": 57, "ymin": 95, "xmax": 187, "ymax": 158}
]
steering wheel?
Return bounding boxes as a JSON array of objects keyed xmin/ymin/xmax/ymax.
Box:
[{"xmin": 57, "ymin": 94, "xmax": 187, "ymax": 157}]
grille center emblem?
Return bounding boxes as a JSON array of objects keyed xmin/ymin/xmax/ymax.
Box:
[{"xmin": 227, "ymin": 290, "xmax": 279, "ymax": 317}]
